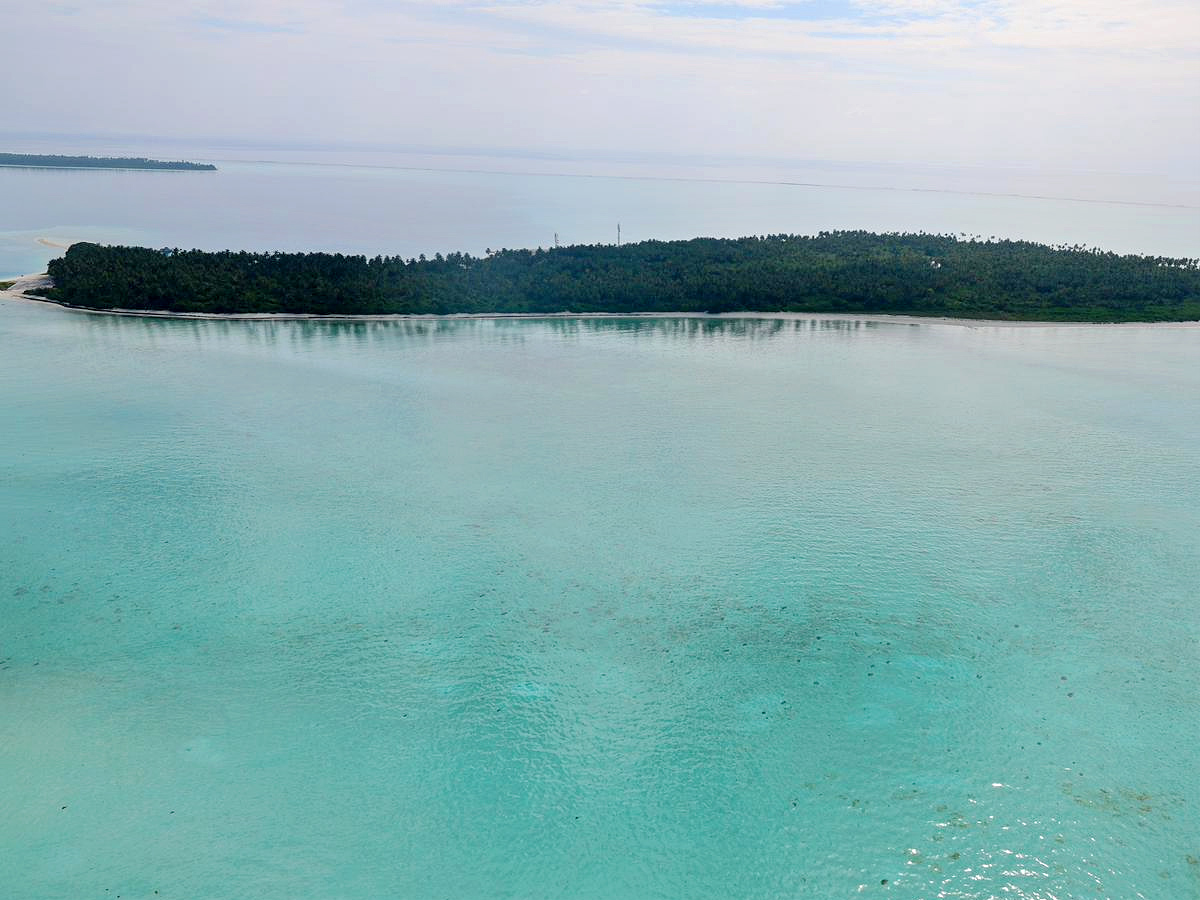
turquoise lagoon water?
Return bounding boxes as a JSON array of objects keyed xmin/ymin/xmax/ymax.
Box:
[{"xmin": 1, "ymin": 300, "xmax": 1198, "ymax": 899}]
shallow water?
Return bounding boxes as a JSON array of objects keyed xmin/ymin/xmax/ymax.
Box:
[{"xmin": 1, "ymin": 302, "xmax": 1198, "ymax": 899}]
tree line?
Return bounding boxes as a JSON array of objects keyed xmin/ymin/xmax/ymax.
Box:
[
  {"xmin": 41, "ymin": 232, "xmax": 1200, "ymax": 322},
  {"xmin": 0, "ymin": 153, "xmax": 215, "ymax": 171}
]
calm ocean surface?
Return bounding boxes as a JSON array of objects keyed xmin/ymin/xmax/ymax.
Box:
[
  {"xmin": 2, "ymin": 301, "xmax": 1197, "ymax": 898},
  {"xmin": 1, "ymin": 153, "xmax": 1198, "ymax": 278}
]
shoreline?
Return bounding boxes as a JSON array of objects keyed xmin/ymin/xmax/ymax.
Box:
[{"xmin": 4, "ymin": 274, "xmax": 1198, "ymax": 329}]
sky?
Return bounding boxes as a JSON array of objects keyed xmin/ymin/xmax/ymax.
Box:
[{"xmin": 4, "ymin": 0, "xmax": 1198, "ymax": 174}]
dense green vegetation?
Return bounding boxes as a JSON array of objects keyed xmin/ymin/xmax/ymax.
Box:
[
  {"xmin": 42, "ymin": 232, "xmax": 1200, "ymax": 321},
  {"xmin": 0, "ymin": 281, "xmax": 14, "ymax": 292},
  {"xmin": 0, "ymin": 153, "xmax": 215, "ymax": 171}
]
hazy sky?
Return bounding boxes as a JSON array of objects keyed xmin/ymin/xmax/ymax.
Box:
[{"xmin": 5, "ymin": 1, "xmax": 1198, "ymax": 173}]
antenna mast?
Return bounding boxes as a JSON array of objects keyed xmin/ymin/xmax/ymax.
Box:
[{"xmin": 617, "ymin": 223, "xmax": 621, "ymax": 247}]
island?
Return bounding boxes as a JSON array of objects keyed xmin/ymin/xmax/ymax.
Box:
[
  {"xmin": 33, "ymin": 232, "xmax": 1200, "ymax": 322},
  {"xmin": 0, "ymin": 153, "xmax": 216, "ymax": 171}
]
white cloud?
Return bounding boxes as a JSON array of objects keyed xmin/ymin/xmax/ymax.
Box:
[{"xmin": 4, "ymin": 0, "xmax": 1197, "ymax": 173}]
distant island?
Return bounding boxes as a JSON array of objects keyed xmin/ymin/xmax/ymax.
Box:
[
  {"xmin": 36, "ymin": 232, "xmax": 1200, "ymax": 322},
  {"xmin": 0, "ymin": 153, "xmax": 216, "ymax": 171}
]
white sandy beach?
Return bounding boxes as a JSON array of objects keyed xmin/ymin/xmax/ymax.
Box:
[{"xmin": 3, "ymin": 274, "xmax": 1197, "ymax": 329}]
